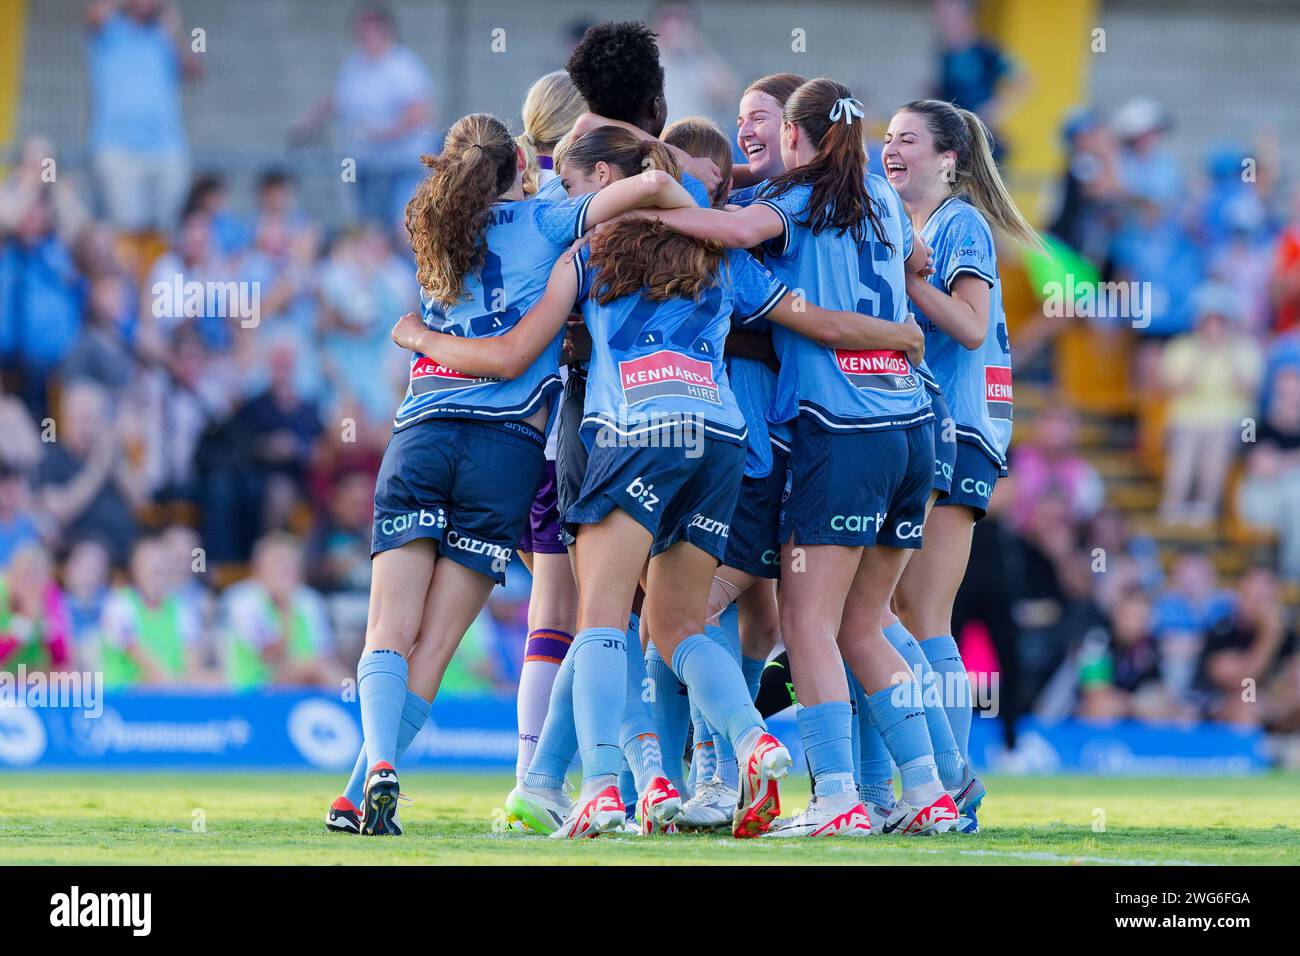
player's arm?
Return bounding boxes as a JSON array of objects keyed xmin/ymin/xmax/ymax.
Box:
[
  {"xmin": 581, "ymin": 170, "xmax": 696, "ymax": 231},
  {"xmin": 633, "ymin": 203, "xmax": 784, "ymax": 250},
  {"xmin": 767, "ymin": 294, "xmax": 925, "ymax": 363},
  {"xmin": 392, "ymin": 257, "xmax": 580, "ymax": 380},
  {"xmin": 904, "ymin": 272, "xmax": 989, "ymax": 350}
]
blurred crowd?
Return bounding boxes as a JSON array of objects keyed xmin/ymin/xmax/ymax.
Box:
[{"xmin": 1, "ymin": 0, "xmax": 1299, "ymax": 751}]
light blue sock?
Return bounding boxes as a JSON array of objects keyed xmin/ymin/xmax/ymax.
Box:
[
  {"xmin": 356, "ymin": 649, "xmax": 407, "ymax": 769},
  {"xmin": 885, "ymin": 621, "xmax": 965, "ymax": 790},
  {"xmin": 618, "ymin": 760, "xmax": 637, "ymax": 811},
  {"xmin": 797, "ymin": 701, "xmax": 855, "ymax": 798},
  {"xmin": 850, "ymin": 675, "xmax": 894, "ymax": 808},
  {"xmin": 672, "ymin": 633, "xmax": 764, "ymax": 758},
  {"xmin": 706, "ymin": 613, "xmax": 743, "ymax": 787},
  {"xmin": 620, "ymin": 630, "xmax": 665, "ymax": 792},
  {"xmin": 741, "ymin": 655, "xmax": 766, "ymax": 701},
  {"xmin": 688, "ymin": 697, "xmax": 717, "ymax": 791},
  {"xmin": 921, "ymin": 635, "xmax": 972, "ymax": 764},
  {"xmin": 571, "ymin": 626, "xmax": 628, "ymax": 783},
  {"xmin": 523, "ymin": 643, "xmax": 579, "ymax": 791},
  {"xmin": 866, "ymin": 682, "xmax": 940, "ymax": 802},
  {"xmin": 343, "ymin": 689, "xmax": 430, "ymax": 806},
  {"xmin": 645, "ymin": 641, "xmax": 689, "ymax": 793}
]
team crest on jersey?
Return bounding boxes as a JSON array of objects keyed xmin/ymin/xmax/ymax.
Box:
[
  {"xmin": 618, "ymin": 350, "xmax": 721, "ymax": 406},
  {"xmin": 985, "ymin": 365, "xmax": 1013, "ymax": 420},
  {"xmin": 834, "ymin": 349, "xmax": 917, "ymax": 391},
  {"xmin": 410, "ymin": 356, "xmax": 498, "ymax": 393}
]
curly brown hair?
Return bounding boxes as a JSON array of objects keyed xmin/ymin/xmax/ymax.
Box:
[
  {"xmin": 405, "ymin": 113, "xmax": 518, "ymax": 308},
  {"xmin": 587, "ymin": 218, "xmax": 724, "ymax": 305}
]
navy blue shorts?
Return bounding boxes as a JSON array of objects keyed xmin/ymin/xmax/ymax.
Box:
[
  {"xmin": 372, "ymin": 418, "xmax": 545, "ymax": 584},
  {"xmin": 722, "ymin": 445, "xmax": 789, "ymax": 579},
  {"xmin": 518, "ymin": 461, "xmax": 567, "ymax": 555},
  {"xmin": 929, "ymin": 389, "xmax": 956, "ymax": 498},
  {"xmin": 935, "ymin": 439, "xmax": 1001, "ymax": 521},
  {"xmin": 781, "ymin": 414, "xmax": 933, "ymax": 550},
  {"xmin": 565, "ymin": 436, "xmax": 745, "ymax": 563}
]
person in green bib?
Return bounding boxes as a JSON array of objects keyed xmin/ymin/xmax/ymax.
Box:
[
  {"xmin": 221, "ymin": 533, "xmax": 347, "ymax": 690},
  {"xmin": 100, "ymin": 536, "xmax": 210, "ymax": 687}
]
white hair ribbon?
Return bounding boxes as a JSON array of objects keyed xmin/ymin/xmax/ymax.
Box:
[{"xmin": 828, "ymin": 97, "xmax": 865, "ymax": 126}]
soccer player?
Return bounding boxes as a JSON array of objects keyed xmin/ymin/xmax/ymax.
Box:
[
  {"xmin": 325, "ymin": 112, "xmax": 709, "ymax": 836},
  {"xmin": 882, "ymin": 99, "xmax": 1039, "ymax": 831},
  {"xmin": 641, "ymin": 78, "xmax": 961, "ymax": 836},
  {"xmin": 511, "ymin": 69, "xmax": 586, "ymax": 794}
]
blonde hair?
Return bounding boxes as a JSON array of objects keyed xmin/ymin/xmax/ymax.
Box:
[
  {"xmin": 896, "ymin": 99, "xmax": 1041, "ymax": 248},
  {"xmin": 518, "ymin": 71, "xmax": 586, "ymax": 196}
]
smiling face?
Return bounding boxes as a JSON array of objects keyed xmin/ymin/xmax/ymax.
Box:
[
  {"xmin": 882, "ymin": 109, "xmax": 955, "ymax": 204},
  {"xmin": 737, "ymin": 89, "xmax": 787, "ymax": 181}
]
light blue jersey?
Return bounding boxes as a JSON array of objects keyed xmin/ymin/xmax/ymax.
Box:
[
  {"xmin": 393, "ymin": 192, "xmax": 595, "ymax": 431},
  {"xmin": 726, "ymin": 181, "xmax": 786, "ymax": 475},
  {"xmin": 754, "ymin": 176, "xmax": 932, "ymax": 432},
  {"xmin": 911, "ymin": 196, "xmax": 1012, "ymax": 467},
  {"xmin": 571, "ymin": 246, "xmax": 786, "ymax": 448}
]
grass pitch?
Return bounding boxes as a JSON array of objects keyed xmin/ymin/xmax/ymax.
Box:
[{"xmin": 1, "ymin": 771, "xmax": 1296, "ymax": 865}]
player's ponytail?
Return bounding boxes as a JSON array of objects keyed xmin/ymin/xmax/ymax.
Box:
[
  {"xmin": 518, "ymin": 71, "xmax": 586, "ymax": 196},
  {"xmin": 762, "ymin": 78, "xmax": 891, "ymax": 249},
  {"xmin": 405, "ymin": 113, "xmax": 518, "ymax": 307},
  {"xmin": 896, "ymin": 99, "xmax": 1041, "ymax": 248},
  {"xmin": 588, "ymin": 219, "xmax": 724, "ymax": 304}
]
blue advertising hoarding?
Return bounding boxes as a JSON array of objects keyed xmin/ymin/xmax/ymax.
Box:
[{"xmin": 0, "ymin": 690, "xmax": 1273, "ymax": 775}]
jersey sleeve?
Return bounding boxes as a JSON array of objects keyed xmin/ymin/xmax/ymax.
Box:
[
  {"xmin": 753, "ymin": 189, "xmax": 801, "ymax": 258},
  {"xmin": 679, "ymin": 171, "xmax": 711, "ymax": 209},
  {"xmin": 941, "ymin": 208, "xmax": 997, "ymax": 288},
  {"xmin": 728, "ymin": 250, "xmax": 788, "ymax": 324},
  {"xmin": 533, "ymin": 192, "xmax": 597, "ymax": 247},
  {"xmin": 571, "ymin": 245, "xmax": 594, "ymax": 300}
]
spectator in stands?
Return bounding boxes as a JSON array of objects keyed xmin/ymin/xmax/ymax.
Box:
[
  {"xmin": 1111, "ymin": 97, "xmax": 1182, "ymax": 214},
  {"xmin": 652, "ymin": 2, "xmax": 739, "ymax": 131},
  {"xmin": 1046, "ymin": 108, "xmax": 1122, "ymax": 267},
  {"xmin": 60, "ymin": 273, "xmax": 136, "ymax": 393},
  {"xmin": 1110, "ymin": 196, "xmax": 1204, "ymax": 340},
  {"xmin": 0, "ymin": 542, "xmax": 73, "ymax": 673},
  {"xmin": 0, "ymin": 394, "xmax": 43, "ymax": 475},
  {"xmin": 1009, "ymin": 404, "xmax": 1104, "ymax": 531},
  {"xmin": 1158, "ymin": 284, "xmax": 1262, "ymax": 524},
  {"xmin": 1271, "ymin": 184, "xmax": 1300, "ymax": 336},
  {"xmin": 1195, "ymin": 568, "xmax": 1293, "ymax": 726},
  {"xmin": 0, "ymin": 462, "xmax": 44, "ymax": 567},
  {"xmin": 317, "ymin": 225, "xmax": 414, "ymax": 428},
  {"xmin": 1238, "ymin": 367, "xmax": 1300, "ymax": 578},
  {"xmin": 291, "ymin": 2, "xmax": 435, "ymax": 226},
  {"xmin": 143, "ymin": 209, "xmax": 239, "ymax": 357},
  {"xmin": 1076, "ymin": 586, "xmax": 1194, "ymax": 723},
  {"xmin": 182, "ymin": 174, "xmax": 250, "ymax": 258},
  {"xmin": 0, "ymin": 194, "xmax": 84, "ymax": 417},
  {"xmin": 0, "ymin": 136, "xmax": 91, "ymax": 241},
  {"xmin": 1151, "ymin": 550, "xmax": 1234, "ymax": 699},
  {"xmin": 229, "ymin": 338, "xmax": 323, "ymax": 533},
  {"xmin": 84, "ymin": 0, "xmax": 200, "ymax": 235},
  {"xmin": 220, "ymin": 532, "xmax": 345, "ymax": 688},
  {"xmin": 930, "ymin": 0, "xmax": 1027, "ymax": 153},
  {"xmin": 99, "ymin": 534, "xmax": 209, "ymax": 686},
  {"xmin": 61, "ymin": 537, "xmax": 112, "ymax": 660},
  {"xmin": 1084, "ymin": 505, "xmax": 1163, "ymax": 614},
  {"xmin": 36, "ymin": 380, "xmax": 144, "ymax": 565},
  {"xmin": 305, "ymin": 466, "xmax": 373, "ymax": 657}
]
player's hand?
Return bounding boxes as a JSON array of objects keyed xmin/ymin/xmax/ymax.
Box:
[
  {"xmin": 391, "ymin": 311, "xmax": 426, "ymax": 352},
  {"xmin": 902, "ymin": 313, "xmax": 925, "ymax": 367},
  {"xmin": 561, "ymin": 234, "xmax": 589, "ymax": 263},
  {"xmin": 667, "ymin": 146, "xmax": 721, "ymax": 196},
  {"xmin": 907, "ymin": 236, "xmax": 934, "ymax": 278}
]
